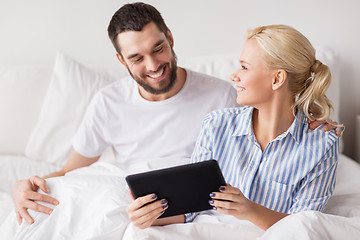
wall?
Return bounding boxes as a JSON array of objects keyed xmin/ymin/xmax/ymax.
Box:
[{"xmin": 1, "ymin": 0, "xmax": 359, "ymax": 160}]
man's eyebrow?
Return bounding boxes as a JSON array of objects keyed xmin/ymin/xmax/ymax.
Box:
[
  {"xmin": 152, "ymin": 40, "xmax": 165, "ymax": 49},
  {"xmin": 127, "ymin": 53, "xmax": 140, "ymax": 60},
  {"xmin": 126, "ymin": 40, "xmax": 165, "ymax": 60}
]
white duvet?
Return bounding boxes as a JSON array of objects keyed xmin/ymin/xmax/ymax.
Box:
[{"xmin": 1, "ymin": 155, "xmax": 360, "ymax": 240}]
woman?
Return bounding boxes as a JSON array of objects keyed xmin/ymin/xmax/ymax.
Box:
[
  {"xmin": 186, "ymin": 25, "xmax": 341, "ymax": 230},
  {"xmin": 126, "ymin": 24, "xmax": 342, "ymax": 230}
]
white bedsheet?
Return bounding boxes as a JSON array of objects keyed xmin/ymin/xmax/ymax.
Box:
[{"xmin": 0, "ymin": 154, "xmax": 360, "ymax": 239}]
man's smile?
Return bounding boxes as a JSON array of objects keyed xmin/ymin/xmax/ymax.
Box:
[{"xmin": 146, "ymin": 65, "xmax": 166, "ymax": 81}]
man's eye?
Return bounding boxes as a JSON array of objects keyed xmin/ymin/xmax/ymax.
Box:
[
  {"xmin": 153, "ymin": 47, "xmax": 163, "ymax": 53},
  {"xmin": 241, "ymin": 65, "xmax": 247, "ymax": 70},
  {"xmin": 133, "ymin": 57, "xmax": 143, "ymax": 63}
]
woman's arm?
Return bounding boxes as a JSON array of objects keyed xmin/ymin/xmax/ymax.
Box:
[
  {"xmin": 152, "ymin": 215, "xmax": 185, "ymax": 226},
  {"xmin": 243, "ymin": 201, "xmax": 289, "ymax": 230}
]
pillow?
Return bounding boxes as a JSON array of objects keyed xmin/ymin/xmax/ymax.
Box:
[
  {"xmin": 179, "ymin": 53, "xmax": 239, "ymax": 82},
  {"xmin": 0, "ymin": 65, "xmax": 52, "ymax": 154},
  {"xmin": 25, "ymin": 53, "xmax": 122, "ymax": 165}
]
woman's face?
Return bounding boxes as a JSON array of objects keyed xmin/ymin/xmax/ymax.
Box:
[{"xmin": 231, "ymin": 39, "xmax": 275, "ymax": 108}]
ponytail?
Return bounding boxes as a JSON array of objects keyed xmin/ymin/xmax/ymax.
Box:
[
  {"xmin": 294, "ymin": 60, "xmax": 332, "ymax": 121},
  {"xmin": 248, "ymin": 25, "xmax": 343, "ymax": 128}
]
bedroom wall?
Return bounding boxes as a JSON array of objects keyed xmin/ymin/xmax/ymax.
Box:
[{"xmin": 1, "ymin": 0, "xmax": 359, "ymax": 161}]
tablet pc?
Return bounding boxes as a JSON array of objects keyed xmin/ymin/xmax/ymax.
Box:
[{"xmin": 125, "ymin": 160, "xmax": 226, "ymax": 218}]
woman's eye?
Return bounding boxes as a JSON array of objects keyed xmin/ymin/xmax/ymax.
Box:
[{"xmin": 241, "ymin": 65, "xmax": 247, "ymax": 70}]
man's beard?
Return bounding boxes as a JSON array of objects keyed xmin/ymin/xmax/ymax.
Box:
[{"xmin": 127, "ymin": 51, "xmax": 178, "ymax": 95}]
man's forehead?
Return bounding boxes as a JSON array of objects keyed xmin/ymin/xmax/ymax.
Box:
[{"xmin": 116, "ymin": 22, "xmax": 168, "ymax": 57}]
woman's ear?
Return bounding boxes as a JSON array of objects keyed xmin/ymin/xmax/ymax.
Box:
[{"xmin": 272, "ymin": 69, "xmax": 287, "ymax": 90}]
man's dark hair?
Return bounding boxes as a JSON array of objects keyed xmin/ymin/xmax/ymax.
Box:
[{"xmin": 107, "ymin": 2, "xmax": 169, "ymax": 54}]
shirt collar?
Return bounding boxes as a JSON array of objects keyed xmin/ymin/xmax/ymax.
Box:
[
  {"xmin": 284, "ymin": 109, "xmax": 306, "ymax": 144},
  {"xmin": 231, "ymin": 107, "xmax": 306, "ymax": 144},
  {"xmin": 231, "ymin": 107, "xmax": 254, "ymax": 137}
]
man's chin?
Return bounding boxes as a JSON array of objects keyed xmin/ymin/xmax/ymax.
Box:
[
  {"xmin": 138, "ymin": 69, "xmax": 177, "ymax": 95},
  {"xmin": 138, "ymin": 79, "xmax": 174, "ymax": 95}
]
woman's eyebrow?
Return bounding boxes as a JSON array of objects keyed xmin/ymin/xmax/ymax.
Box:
[{"xmin": 240, "ymin": 60, "xmax": 250, "ymax": 65}]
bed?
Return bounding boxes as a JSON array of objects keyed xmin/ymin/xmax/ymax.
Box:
[{"xmin": 0, "ymin": 49, "xmax": 359, "ymax": 239}]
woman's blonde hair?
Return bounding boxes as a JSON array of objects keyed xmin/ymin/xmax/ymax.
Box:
[{"xmin": 247, "ymin": 25, "xmax": 335, "ymax": 123}]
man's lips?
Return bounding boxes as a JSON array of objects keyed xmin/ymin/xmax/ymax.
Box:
[{"xmin": 146, "ymin": 66, "xmax": 166, "ymax": 81}]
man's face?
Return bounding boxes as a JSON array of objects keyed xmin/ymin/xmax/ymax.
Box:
[{"xmin": 116, "ymin": 22, "xmax": 177, "ymax": 95}]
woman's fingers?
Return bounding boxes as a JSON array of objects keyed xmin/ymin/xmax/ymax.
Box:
[
  {"xmin": 130, "ymin": 198, "xmax": 167, "ymax": 221},
  {"xmin": 126, "ymin": 193, "xmax": 168, "ymax": 229},
  {"xmin": 220, "ymin": 184, "xmax": 242, "ymax": 193},
  {"xmin": 135, "ymin": 201, "xmax": 168, "ymax": 229},
  {"xmin": 127, "ymin": 193, "xmax": 157, "ymax": 213},
  {"xmin": 210, "ymin": 191, "xmax": 239, "ymax": 202}
]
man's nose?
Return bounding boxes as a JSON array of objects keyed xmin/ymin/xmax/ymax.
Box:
[{"xmin": 145, "ymin": 57, "xmax": 160, "ymax": 72}]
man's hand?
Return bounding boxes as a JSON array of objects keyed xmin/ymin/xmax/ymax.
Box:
[
  {"xmin": 308, "ymin": 119, "xmax": 344, "ymax": 136},
  {"xmin": 126, "ymin": 192, "xmax": 168, "ymax": 229},
  {"xmin": 12, "ymin": 175, "xmax": 59, "ymax": 225}
]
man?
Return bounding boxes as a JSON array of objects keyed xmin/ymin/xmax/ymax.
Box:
[
  {"xmin": 11, "ymin": 2, "xmax": 338, "ymax": 228},
  {"xmin": 11, "ymin": 2, "xmax": 237, "ymax": 226}
]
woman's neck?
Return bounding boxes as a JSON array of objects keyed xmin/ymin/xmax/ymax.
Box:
[{"xmin": 252, "ymin": 100, "xmax": 295, "ymax": 152}]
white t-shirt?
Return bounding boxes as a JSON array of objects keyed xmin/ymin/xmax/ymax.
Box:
[{"xmin": 72, "ymin": 69, "xmax": 237, "ymax": 168}]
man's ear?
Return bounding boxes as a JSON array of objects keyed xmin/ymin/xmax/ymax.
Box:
[
  {"xmin": 116, "ymin": 52, "xmax": 127, "ymax": 67},
  {"xmin": 167, "ymin": 29, "xmax": 174, "ymax": 48},
  {"xmin": 272, "ymin": 69, "xmax": 287, "ymax": 90}
]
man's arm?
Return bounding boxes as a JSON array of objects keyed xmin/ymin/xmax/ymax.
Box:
[
  {"xmin": 44, "ymin": 149, "xmax": 100, "ymax": 178},
  {"xmin": 12, "ymin": 149, "xmax": 100, "ymax": 225}
]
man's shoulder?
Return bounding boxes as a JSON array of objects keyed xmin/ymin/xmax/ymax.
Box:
[
  {"xmin": 183, "ymin": 68, "xmax": 237, "ymax": 108},
  {"xmin": 100, "ymin": 75, "xmax": 133, "ymax": 91},
  {"xmin": 95, "ymin": 76, "xmax": 134, "ymax": 98}
]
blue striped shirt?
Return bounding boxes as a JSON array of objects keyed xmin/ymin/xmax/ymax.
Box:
[{"xmin": 186, "ymin": 106, "xmax": 339, "ymax": 222}]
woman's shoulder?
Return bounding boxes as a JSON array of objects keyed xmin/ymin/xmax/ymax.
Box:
[
  {"xmin": 297, "ymin": 116, "xmax": 339, "ymax": 156},
  {"xmin": 202, "ymin": 106, "xmax": 252, "ymax": 125}
]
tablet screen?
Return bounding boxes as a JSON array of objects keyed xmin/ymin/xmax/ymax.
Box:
[{"xmin": 125, "ymin": 160, "xmax": 226, "ymax": 218}]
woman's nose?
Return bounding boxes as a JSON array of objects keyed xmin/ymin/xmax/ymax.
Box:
[{"xmin": 230, "ymin": 71, "xmax": 240, "ymax": 82}]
